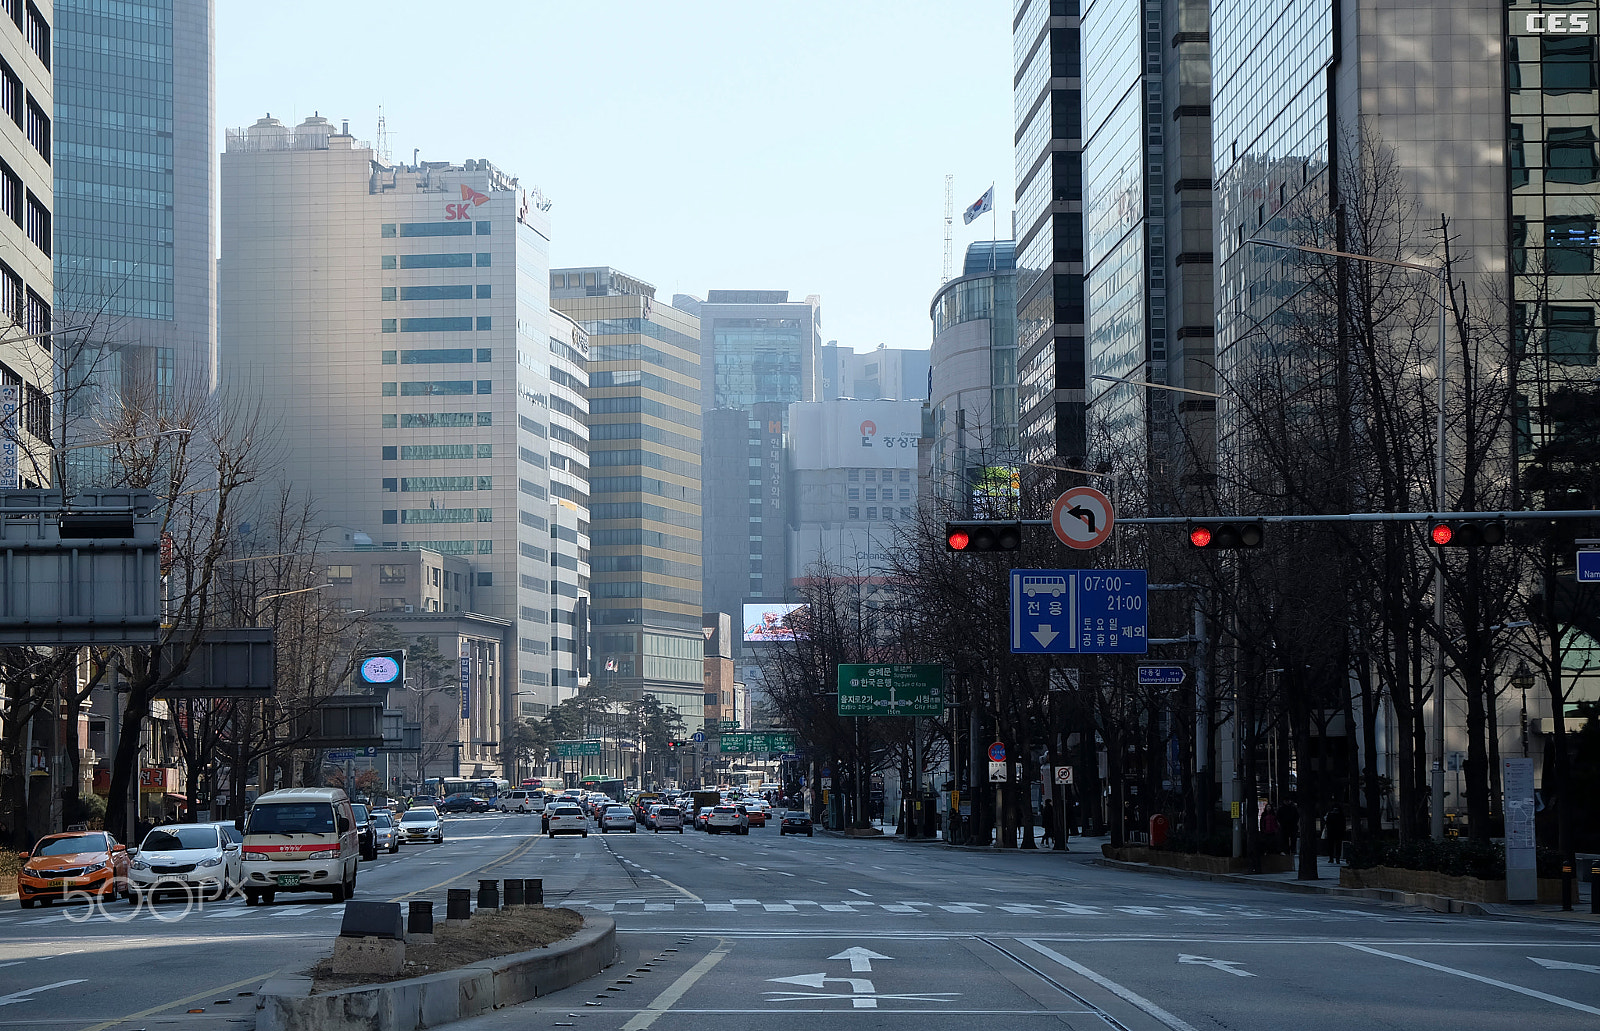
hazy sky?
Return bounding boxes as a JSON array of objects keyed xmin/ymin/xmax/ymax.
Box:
[{"xmin": 216, "ymin": 1, "xmax": 1014, "ymax": 354}]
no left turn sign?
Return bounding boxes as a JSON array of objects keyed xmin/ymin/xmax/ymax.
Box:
[{"xmin": 1051, "ymin": 486, "xmax": 1115, "ymax": 550}]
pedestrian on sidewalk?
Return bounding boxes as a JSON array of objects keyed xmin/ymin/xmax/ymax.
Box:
[
  {"xmin": 1323, "ymin": 804, "xmax": 1346, "ymax": 864},
  {"xmin": 1040, "ymin": 798, "xmax": 1054, "ymax": 848},
  {"xmin": 1260, "ymin": 801, "xmax": 1280, "ymax": 852},
  {"xmin": 1278, "ymin": 798, "xmax": 1300, "ymax": 854}
]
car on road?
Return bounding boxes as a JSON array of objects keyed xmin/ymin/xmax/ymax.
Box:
[
  {"xmin": 707, "ymin": 805, "xmax": 748, "ymax": 834},
  {"xmin": 371, "ymin": 810, "xmax": 400, "ymax": 853},
  {"xmin": 741, "ymin": 804, "xmax": 767, "ymax": 828},
  {"xmin": 439, "ymin": 793, "xmax": 484, "ymax": 814},
  {"xmin": 547, "ymin": 805, "xmax": 589, "ymax": 838},
  {"xmin": 240, "ymin": 787, "xmax": 361, "ymax": 905},
  {"xmin": 129, "ymin": 822, "xmax": 242, "ymax": 903},
  {"xmin": 17, "ymin": 831, "xmax": 132, "ymax": 908},
  {"xmin": 694, "ymin": 806, "xmax": 714, "ymax": 831},
  {"xmin": 399, "ymin": 806, "xmax": 445, "ymax": 844},
  {"xmin": 500, "ymin": 789, "xmax": 544, "ymax": 813},
  {"xmin": 351, "ymin": 803, "xmax": 378, "ymax": 860},
  {"xmin": 652, "ymin": 805, "xmax": 685, "ymax": 833},
  {"xmin": 600, "ymin": 805, "xmax": 637, "ymax": 833},
  {"xmin": 779, "ymin": 811, "xmax": 813, "ymax": 836}
]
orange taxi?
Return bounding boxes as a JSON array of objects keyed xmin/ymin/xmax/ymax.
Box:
[
  {"xmin": 17, "ymin": 831, "xmax": 131, "ymax": 908},
  {"xmin": 742, "ymin": 804, "xmax": 767, "ymax": 828}
]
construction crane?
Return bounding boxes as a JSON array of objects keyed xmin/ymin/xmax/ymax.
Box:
[{"xmin": 941, "ymin": 174, "xmax": 954, "ymax": 284}]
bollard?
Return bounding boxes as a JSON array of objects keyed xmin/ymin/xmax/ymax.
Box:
[
  {"xmin": 408, "ymin": 899, "xmax": 434, "ymax": 936},
  {"xmin": 447, "ymin": 887, "xmax": 472, "ymax": 921},
  {"xmin": 526, "ymin": 877, "xmax": 544, "ymax": 906},
  {"xmin": 504, "ymin": 878, "xmax": 525, "ymax": 907},
  {"xmin": 478, "ymin": 879, "xmax": 499, "ymax": 911},
  {"xmin": 1561, "ymin": 862, "xmax": 1574, "ymax": 912},
  {"xmin": 1592, "ymin": 864, "xmax": 1599, "ymax": 915}
]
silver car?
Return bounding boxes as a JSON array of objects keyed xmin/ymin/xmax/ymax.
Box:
[
  {"xmin": 399, "ymin": 806, "xmax": 444, "ymax": 843},
  {"xmin": 372, "ymin": 810, "xmax": 400, "ymax": 853}
]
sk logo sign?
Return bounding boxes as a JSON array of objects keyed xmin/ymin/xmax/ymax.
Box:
[{"xmin": 446, "ymin": 184, "xmax": 492, "ymax": 220}]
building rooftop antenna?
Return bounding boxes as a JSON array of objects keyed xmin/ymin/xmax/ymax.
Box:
[
  {"xmin": 942, "ymin": 174, "xmax": 954, "ymax": 284},
  {"xmin": 375, "ymin": 105, "xmax": 391, "ymax": 164}
]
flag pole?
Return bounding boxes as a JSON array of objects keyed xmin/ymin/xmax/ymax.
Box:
[{"xmin": 989, "ymin": 181, "xmax": 997, "ymax": 270}]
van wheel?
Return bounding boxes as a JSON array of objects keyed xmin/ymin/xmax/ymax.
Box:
[
  {"xmin": 329, "ymin": 882, "xmax": 346, "ymax": 903},
  {"xmin": 346, "ymin": 872, "xmax": 356, "ymax": 899},
  {"xmin": 262, "ymin": 891, "xmax": 275, "ymax": 904},
  {"xmin": 678, "ymin": 828, "xmax": 684, "ymax": 834}
]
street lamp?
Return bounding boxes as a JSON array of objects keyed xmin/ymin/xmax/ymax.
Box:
[
  {"xmin": 254, "ymin": 583, "xmax": 333, "ymax": 623},
  {"xmin": 1248, "ymin": 236, "xmax": 1452, "ymax": 840},
  {"xmin": 1512, "ymin": 661, "xmax": 1535, "ymax": 759}
]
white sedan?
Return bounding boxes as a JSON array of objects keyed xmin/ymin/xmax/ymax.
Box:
[
  {"xmin": 547, "ymin": 805, "xmax": 589, "ymax": 838},
  {"xmin": 128, "ymin": 823, "xmax": 242, "ymax": 902},
  {"xmin": 399, "ymin": 807, "xmax": 444, "ymax": 843},
  {"xmin": 600, "ymin": 806, "xmax": 637, "ymax": 833}
]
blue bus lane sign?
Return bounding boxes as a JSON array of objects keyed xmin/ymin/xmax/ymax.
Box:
[{"xmin": 1010, "ymin": 569, "xmax": 1148, "ymax": 654}]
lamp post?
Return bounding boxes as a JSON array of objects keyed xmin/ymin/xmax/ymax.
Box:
[
  {"xmin": 1512, "ymin": 661, "xmax": 1535, "ymax": 759},
  {"xmin": 1247, "ymin": 237, "xmax": 1451, "ymax": 840}
]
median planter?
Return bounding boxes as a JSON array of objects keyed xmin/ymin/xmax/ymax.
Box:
[{"xmin": 1101, "ymin": 843, "xmax": 1293, "ymax": 874}]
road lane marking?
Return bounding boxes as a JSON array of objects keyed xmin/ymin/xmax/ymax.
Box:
[
  {"xmin": 72, "ymin": 968, "xmax": 282, "ymax": 1031},
  {"xmin": 621, "ymin": 939, "xmax": 732, "ymax": 1030},
  {"xmin": 1017, "ymin": 939, "xmax": 1200, "ymax": 1031},
  {"xmin": 0, "ymin": 981, "xmax": 85, "ymax": 1008},
  {"xmin": 849, "ymin": 888, "xmax": 872, "ymax": 897},
  {"xmin": 1343, "ymin": 944, "xmax": 1600, "ymax": 1017}
]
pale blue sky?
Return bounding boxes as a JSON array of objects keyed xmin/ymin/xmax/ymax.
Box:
[{"xmin": 216, "ymin": 1, "xmax": 1014, "ymax": 355}]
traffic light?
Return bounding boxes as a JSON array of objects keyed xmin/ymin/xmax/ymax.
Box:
[
  {"xmin": 1429, "ymin": 519, "xmax": 1506, "ymax": 547},
  {"xmin": 1187, "ymin": 521, "xmax": 1265, "ymax": 550},
  {"xmin": 945, "ymin": 521, "xmax": 1022, "ymax": 552}
]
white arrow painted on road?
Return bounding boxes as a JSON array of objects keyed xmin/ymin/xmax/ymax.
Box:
[
  {"xmin": 829, "ymin": 947, "xmax": 893, "ymax": 972},
  {"xmin": 0, "ymin": 980, "xmax": 87, "ymax": 1008},
  {"xmin": 1532, "ymin": 957, "xmax": 1600, "ymax": 974},
  {"xmin": 1178, "ymin": 954, "xmax": 1255, "ymax": 978},
  {"xmin": 1032, "ymin": 625, "xmax": 1058, "ymax": 646},
  {"xmin": 770, "ymin": 972, "xmax": 876, "ymax": 993}
]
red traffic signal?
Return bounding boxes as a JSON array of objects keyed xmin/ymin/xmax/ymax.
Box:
[
  {"xmin": 1187, "ymin": 521, "xmax": 1264, "ymax": 550},
  {"xmin": 945, "ymin": 521, "xmax": 1022, "ymax": 552},
  {"xmin": 1428, "ymin": 519, "xmax": 1506, "ymax": 547}
]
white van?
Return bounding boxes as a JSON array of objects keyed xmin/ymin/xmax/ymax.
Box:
[
  {"xmin": 239, "ymin": 787, "xmax": 359, "ymax": 905},
  {"xmin": 500, "ymin": 789, "xmax": 547, "ymax": 814}
]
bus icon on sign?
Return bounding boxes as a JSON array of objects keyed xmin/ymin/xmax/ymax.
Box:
[{"xmin": 1020, "ymin": 574, "xmax": 1068, "ymax": 598}]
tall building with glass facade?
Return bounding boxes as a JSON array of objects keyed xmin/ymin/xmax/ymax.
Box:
[
  {"xmin": 54, "ymin": 0, "xmax": 214, "ymax": 395},
  {"xmin": 670, "ymin": 289, "xmax": 820, "ymax": 644},
  {"xmin": 1014, "ymin": 0, "xmax": 1087, "ymax": 479},
  {"xmin": 552, "ymin": 268, "xmax": 707, "ymax": 729},
  {"xmin": 0, "ymin": 0, "xmax": 54, "ymax": 490},
  {"xmin": 929, "ymin": 240, "xmax": 1018, "ymax": 504},
  {"xmin": 221, "ymin": 116, "xmax": 570, "ymax": 722},
  {"xmin": 1079, "ymin": 0, "xmax": 1213, "ymax": 493},
  {"xmin": 547, "ymin": 307, "xmax": 591, "ymax": 702}
]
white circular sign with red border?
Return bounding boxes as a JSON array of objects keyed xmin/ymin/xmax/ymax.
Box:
[{"xmin": 1051, "ymin": 486, "xmax": 1115, "ymax": 550}]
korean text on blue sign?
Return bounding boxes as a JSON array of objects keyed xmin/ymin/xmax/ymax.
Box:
[{"xmin": 1010, "ymin": 569, "xmax": 1147, "ymax": 654}]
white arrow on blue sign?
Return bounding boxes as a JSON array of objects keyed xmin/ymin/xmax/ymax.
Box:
[
  {"xmin": 1137, "ymin": 666, "xmax": 1186, "ymax": 686},
  {"xmin": 1579, "ymin": 550, "xmax": 1600, "ymax": 583},
  {"xmin": 1009, "ymin": 569, "xmax": 1147, "ymax": 655},
  {"xmin": 691, "ymin": 731, "xmax": 707, "ymax": 742}
]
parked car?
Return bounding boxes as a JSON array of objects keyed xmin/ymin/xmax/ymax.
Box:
[
  {"xmin": 240, "ymin": 787, "xmax": 361, "ymax": 904},
  {"xmin": 399, "ymin": 806, "xmax": 445, "ymax": 844},
  {"xmin": 371, "ymin": 810, "xmax": 400, "ymax": 853},
  {"xmin": 17, "ymin": 831, "xmax": 132, "ymax": 908},
  {"xmin": 780, "ymin": 811, "xmax": 814, "ymax": 837},
  {"xmin": 439, "ymin": 793, "xmax": 481, "ymax": 814},
  {"xmin": 600, "ymin": 806, "xmax": 637, "ymax": 833},
  {"xmin": 129, "ymin": 822, "xmax": 242, "ymax": 903},
  {"xmin": 351, "ymin": 803, "xmax": 378, "ymax": 861},
  {"xmin": 708, "ymin": 806, "xmax": 748, "ymax": 835},
  {"xmin": 547, "ymin": 805, "xmax": 589, "ymax": 838},
  {"xmin": 652, "ymin": 805, "xmax": 685, "ymax": 833}
]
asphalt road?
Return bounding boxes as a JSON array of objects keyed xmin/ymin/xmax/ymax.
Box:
[{"xmin": 4, "ymin": 812, "xmax": 1600, "ymax": 1031}]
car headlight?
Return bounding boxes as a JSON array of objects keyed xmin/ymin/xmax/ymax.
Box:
[
  {"xmin": 132, "ymin": 859, "xmax": 151, "ymax": 871},
  {"xmin": 307, "ymin": 849, "xmax": 339, "ymax": 860},
  {"xmin": 242, "ymin": 852, "xmax": 270, "ymax": 862},
  {"xmin": 198, "ymin": 856, "xmax": 223, "ymax": 868},
  {"xmin": 84, "ymin": 861, "xmax": 109, "ymax": 872}
]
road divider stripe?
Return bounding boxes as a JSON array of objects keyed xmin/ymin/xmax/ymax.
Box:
[
  {"xmin": 621, "ymin": 939, "xmax": 732, "ymax": 1031},
  {"xmin": 1342, "ymin": 944, "xmax": 1600, "ymax": 1017},
  {"xmin": 1016, "ymin": 938, "xmax": 1200, "ymax": 1031},
  {"xmin": 74, "ymin": 968, "xmax": 280, "ymax": 1031}
]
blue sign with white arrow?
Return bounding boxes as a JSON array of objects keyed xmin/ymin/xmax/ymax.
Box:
[
  {"xmin": 1579, "ymin": 549, "xmax": 1600, "ymax": 583},
  {"xmin": 1009, "ymin": 569, "xmax": 1148, "ymax": 654},
  {"xmin": 1138, "ymin": 665, "xmax": 1186, "ymax": 686}
]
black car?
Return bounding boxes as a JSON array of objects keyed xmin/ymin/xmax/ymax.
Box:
[
  {"xmin": 351, "ymin": 803, "xmax": 378, "ymax": 860},
  {"xmin": 439, "ymin": 793, "xmax": 481, "ymax": 814},
  {"xmin": 779, "ymin": 811, "xmax": 814, "ymax": 837}
]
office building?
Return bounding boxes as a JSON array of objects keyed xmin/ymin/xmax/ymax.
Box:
[
  {"xmin": 929, "ymin": 240, "xmax": 1019, "ymax": 503},
  {"xmin": 552, "ymin": 267, "xmax": 706, "ymax": 728},
  {"xmin": 220, "ymin": 115, "xmax": 569, "ymax": 724},
  {"xmin": 53, "ymin": 0, "xmax": 215, "ymax": 412},
  {"xmin": 820, "ymin": 342, "xmax": 932, "ymax": 401},
  {"xmin": 1080, "ymin": 0, "xmax": 1214, "ymax": 493},
  {"xmin": 1013, "ymin": 0, "xmax": 1087, "ymax": 477},
  {"xmin": 672, "ymin": 289, "xmax": 821, "ymax": 649},
  {"xmin": 547, "ymin": 307, "xmax": 591, "ymax": 698},
  {"xmin": 0, "ymin": 0, "xmax": 54, "ymax": 491}
]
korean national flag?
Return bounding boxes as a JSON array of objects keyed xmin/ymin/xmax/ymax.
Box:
[{"xmin": 963, "ymin": 185, "xmax": 994, "ymax": 225}]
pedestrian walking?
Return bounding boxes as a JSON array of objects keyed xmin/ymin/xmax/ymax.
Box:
[
  {"xmin": 1260, "ymin": 801, "xmax": 1280, "ymax": 851},
  {"xmin": 1040, "ymin": 798, "xmax": 1055, "ymax": 848},
  {"xmin": 1323, "ymin": 804, "xmax": 1346, "ymax": 864},
  {"xmin": 1278, "ymin": 798, "xmax": 1300, "ymax": 853}
]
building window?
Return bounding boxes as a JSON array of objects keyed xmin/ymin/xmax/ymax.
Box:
[
  {"xmin": 24, "ymin": 96, "xmax": 48, "ymax": 161},
  {"xmin": 0, "ymin": 59, "xmax": 18, "ymax": 128},
  {"xmin": 378, "ymin": 564, "xmax": 408, "ymax": 584},
  {"xmin": 398, "ymin": 221, "xmax": 472, "ymax": 237},
  {"xmin": 400, "ymin": 380, "xmax": 474, "ymax": 395},
  {"xmin": 1547, "ymin": 215, "xmax": 1597, "ymax": 274},
  {"xmin": 476, "ymin": 443, "xmax": 493, "ymax": 457},
  {"xmin": 1548, "ymin": 305, "xmax": 1598, "ymax": 365},
  {"xmin": 381, "ymin": 255, "xmax": 396, "ymax": 269},
  {"xmin": 381, "ymin": 223, "xmax": 397, "ymax": 238},
  {"xmin": 381, "ymin": 382, "xmax": 397, "ymax": 395},
  {"xmin": 381, "ymin": 414, "xmax": 397, "ymax": 428},
  {"xmin": 476, "ymin": 284, "xmax": 491, "ymax": 298},
  {"xmin": 1543, "ymin": 35, "xmax": 1597, "ymax": 94},
  {"xmin": 1510, "ymin": 124, "xmax": 1528, "ymax": 190},
  {"xmin": 899, "ymin": 470, "xmax": 910, "ymax": 482},
  {"xmin": 22, "ymin": 381, "xmax": 48, "ymax": 442},
  {"xmin": 401, "ymin": 348, "xmax": 473, "ymax": 364},
  {"xmin": 400, "ymin": 317, "xmax": 474, "ymax": 333},
  {"xmin": 476, "ymin": 348, "xmax": 492, "ymax": 362},
  {"xmin": 848, "ymin": 469, "xmax": 859, "ymax": 481},
  {"xmin": 381, "ymin": 477, "xmax": 397, "ymax": 491},
  {"xmin": 477, "ymin": 380, "xmax": 492, "ymax": 394},
  {"xmin": 381, "ymin": 350, "xmax": 397, "ymax": 364},
  {"xmin": 24, "ymin": 2, "xmax": 47, "ymax": 69},
  {"xmin": 866, "ymin": 487, "xmax": 877, "ymax": 501},
  {"xmin": 381, "ymin": 509, "xmax": 397, "ymax": 523},
  {"xmin": 327, "ymin": 565, "xmax": 354, "ymax": 584},
  {"xmin": 382, "ymin": 319, "xmax": 397, "ymax": 333},
  {"xmin": 476, "ymin": 221, "xmax": 491, "ymax": 235},
  {"xmin": 477, "ymin": 317, "xmax": 492, "ymax": 331},
  {"xmin": 476, "ymin": 253, "xmax": 491, "ymax": 267},
  {"xmin": 478, "ymin": 572, "xmax": 493, "ymax": 587},
  {"xmin": 0, "ymin": 260, "xmax": 20, "ymax": 325},
  {"xmin": 848, "ymin": 506, "xmax": 859, "ymax": 519},
  {"xmin": 399, "ymin": 284, "xmax": 472, "ymax": 300},
  {"xmin": 399, "ymin": 253, "xmax": 473, "ymax": 269},
  {"xmin": 382, "ymin": 447, "xmax": 397, "ymax": 461},
  {"xmin": 865, "ymin": 469, "xmax": 875, "ymax": 481},
  {"xmin": 867, "ymin": 507, "xmax": 877, "ymax": 519},
  {"xmin": 847, "ymin": 486, "xmax": 860, "ymax": 500},
  {"xmin": 376, "ymin": 597, "xmax": 406, "ymax": 612},
  {"xmin": 24, "ymin": 288, "xmax": 47, "ymax": 338},
  {"xmin": 1547, "ymin": 126, "xmax": 1600, "ymax": 184},
  {"xmin": 382, "ymin": 287, "xmax": 397, "ymax": 301}
]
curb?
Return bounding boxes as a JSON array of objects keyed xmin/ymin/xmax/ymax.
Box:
[
  {"xmin": 1093, "ymin": 858, "xmax": 1600, "ymax": 923},
  {"xmin": 255, "ymin": 912, "xmax": 617, "ymax": 1031}
]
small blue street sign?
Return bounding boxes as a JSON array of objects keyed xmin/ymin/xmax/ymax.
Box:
[
  {"xmin": 691, "ymin": 731, "xmax": 707, "ymax": 743},
  {"xmin": 1578, "ymin": 549, "xmax": 1600, "ymax": 583},
  {"xmin": 1010, "ymin": 569, "xmax": 1148, "ymax": 655},
  {"xmin": 1137, "ymin": 665, "xmax": 1186, "ymax": 686}
]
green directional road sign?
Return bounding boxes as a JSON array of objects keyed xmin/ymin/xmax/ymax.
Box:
[
  {"xmin": 836, "ymin": 664, "xmax": 945, "ymax": 717},
  {"xmin": 719, "ymin": 731, "xmax": 796, "ymax": 754},
  {"xmin": 555, "ymin": 739, "xmax": 602, "ymax": 758}
]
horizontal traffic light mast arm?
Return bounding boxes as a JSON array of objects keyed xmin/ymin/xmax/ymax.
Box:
[{"xmin": 964, "ymin": 509, "xmax": 1600, "ymax": 527}]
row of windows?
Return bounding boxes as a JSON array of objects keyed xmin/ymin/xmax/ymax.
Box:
[
  {"xmin": 381, "ymin": 508, "xmax": 494, "ymax": 524},
  {"xmin": 590, "ymin": 367, "xmax": 698, "ymax": 403},
  {"xmin": 591, "ymin": 502, "xmax": 698, "ymax": 529},
  {"xmin": 380, "ymin": 444, "xmax": 493, "ymax": 460},
  {"xmin": 846, "ymin": 468, "xmax": 913, "ymax": 482},
  {"xmin": 381, "ymin": 380, "xmax": 492, "ymax": 396},
  {"xmin": 591, "ymin": 340, "xmax": 699, "ymax": 380},
  {"xmin": 386, "ymin": 284, "xmax": 491, "ymax": 301},
  {"xmin": 591, "ymin": 527, "xmax": 701, "ymax": 556},
  {"xmin": 382, "ymin": 317, "xmax": 492, "ymax": 334},
  {"xmin": 844, "ymin": 506, "xmax": 913, "ymax": 521},
  {"xmin": 589, "ymin": 448, "xmax": 699, "ymax": 478},
  {"xmin": 0, "ymin": 360, "xmax": 49, "ymax": 442},
  {"xmin": 591, "ymin": 555, "xmax": 701, "ymax": 579},
  {"xmin": 591, "ymin": 476, "xmax": 701, "ymax": 504},
  {"xmin": 588, "ymin": 395, "xmax": 698, "ymax": 428},
  {"xmin": 383, "ymin": 476, "xmax": 492, "ymax": 492},
  {"xmin": 580, "ymin": 318, "xmax": 700, "ymax": 356},
  {"xmin": 847, "ymin": 487, "xmax": 913, "ymax": 501},
  {"xmin": 24, "ymin": 190, "xmax": 45, "ymax": 255},
  {"xmin": 381, "ymin": 349, "xmax": 491, "ymax": 364},
  {"xmin": 381, "ymin": 221, "xmax": 492, "ymax": 238},
  {"xmin": 381, "ymin": 412, "xmax": 493, "ymax": 429},
  {"xmin": 587, "ymin": 420, "xmax": 697, "ymax": 453},
  {"xmin": 382, "ymin": 253, "xmax": 491, "ymax": 269}
]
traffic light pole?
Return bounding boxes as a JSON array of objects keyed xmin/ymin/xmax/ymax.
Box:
[{"xmin": 950, "ymin": 509, "xmax": 1600, "ymax": 528}]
